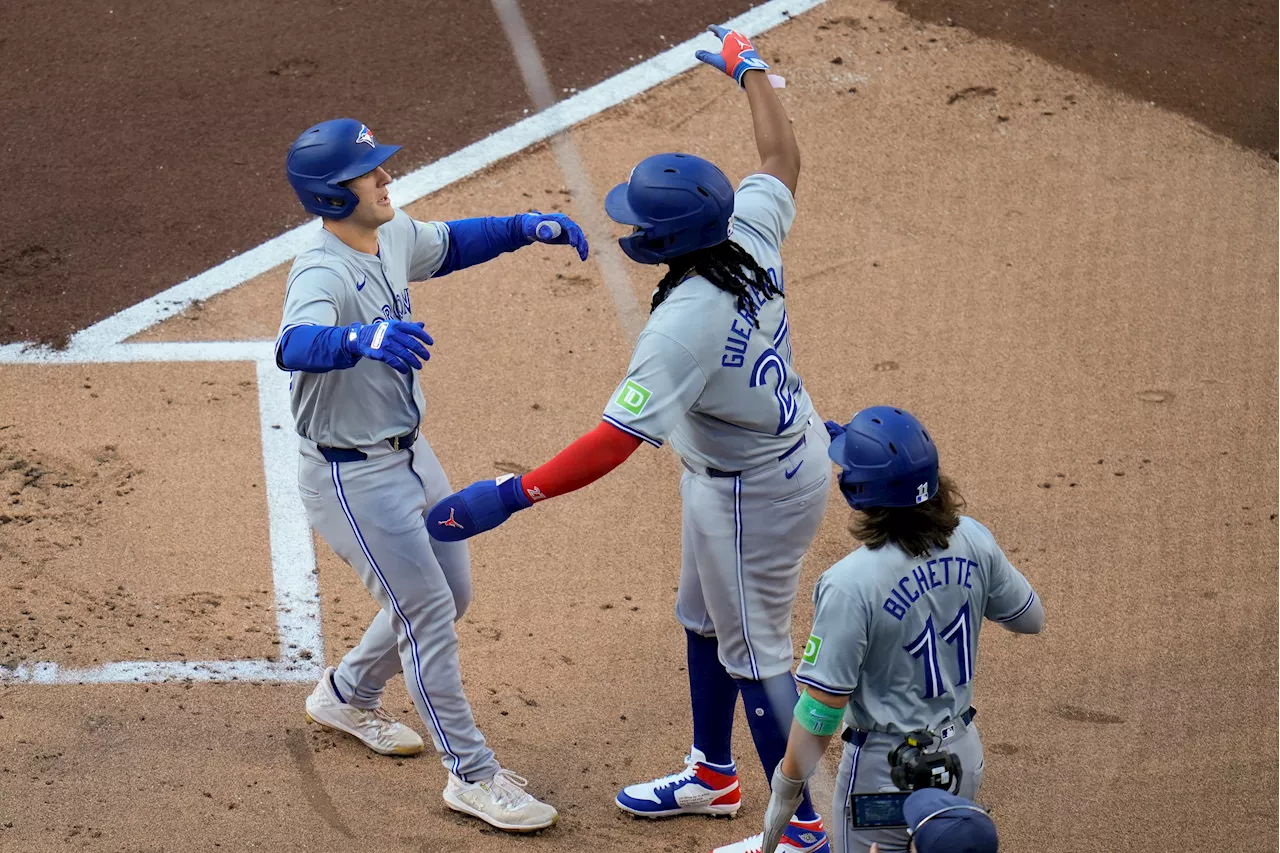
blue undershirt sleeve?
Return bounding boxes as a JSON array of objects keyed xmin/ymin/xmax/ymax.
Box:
[
  {"xmin": 276, "ymin": 324, "xmax": 360, "ymax": 373},
  {"xmin": 433, "ymin": 215, "xmax": 529, "ymax": 277}
]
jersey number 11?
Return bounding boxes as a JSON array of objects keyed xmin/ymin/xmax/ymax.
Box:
[{"xmin": 904, "ymin": 601, "xmax": 973, "ymax": 699}]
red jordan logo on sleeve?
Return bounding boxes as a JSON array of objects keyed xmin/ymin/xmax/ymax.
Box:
[{"xmin": 438, "ymin": 508, "xmax": 465, "ymax": 529}]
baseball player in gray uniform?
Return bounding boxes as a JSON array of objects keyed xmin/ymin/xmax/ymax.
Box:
[
  {"xmin": 277, "ymin": 117, "xmax": 588, "ymax": 833},
  {"xmin": 427, "ymin": 26, "xmax": 835, "ymax": 853},
  {"xmin": 750, "ymin": 406, "xmax": 1044, "ymax": 853}
]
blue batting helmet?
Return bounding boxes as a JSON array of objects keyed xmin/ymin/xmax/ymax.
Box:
[
  {"xmin": 828, "ymin": 406, "xmax": 940, "ymax": 510},
  {"xmin": 285, "ymin": 118, "xmax": 401, "ymax": 219},
  {"xmin": 604, "ymin": 153, "xmax": 734, "ymax": 264}
]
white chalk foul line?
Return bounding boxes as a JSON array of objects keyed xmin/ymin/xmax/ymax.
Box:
[
  {"xmin": 16, "ymin": 0, "xmax": 827, "ymax": 357},
  {"xmin": 255, "ymin": 358, "xmax": 325, "ymax": 667},
  {"xmin": 0, "ymin": 659, "xmax": 320, "ymax": 685},
  {"xmin": 0, "ymin": 0, "xmax": 826, "ymax": 684},
  {"xmin": 0, "ymin": 349, "xmax": 323, "ymax": 686},
  {"xmin": 0, "ymin": 340, "xmax": 272, "ymax": 365}
]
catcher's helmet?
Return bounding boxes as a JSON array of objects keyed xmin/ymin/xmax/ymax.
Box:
[
  {"xmin": 604, "ymin": 153, "xmax": 734, "ymax": 264},
  {"xmin": 285, "ymin": 118, "xmax": 401, "ymax": 219},
  {"xmin": 828, "ymin": 406, "xmax": 939, "ymax": 510}
]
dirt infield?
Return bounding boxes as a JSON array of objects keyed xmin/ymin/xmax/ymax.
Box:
[
  {"xmin": 0, "ymin": 363, "xmax": 275, "ymax": 670},
  {"xmin": 893, "ymin": 0, "xmax": 1278, "ymax": 155},
  {"xmin": 0, "ymin": 0, "xmax": 760, "ymax": 347},
  {"xmin": 1, "ymin": 0, "xmax": 1277, "ymax": 851}
]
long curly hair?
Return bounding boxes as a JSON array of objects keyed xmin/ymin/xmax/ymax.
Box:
[{"xmin": 651, "ymin": 240, "xmax": 780, "ymax": 327}]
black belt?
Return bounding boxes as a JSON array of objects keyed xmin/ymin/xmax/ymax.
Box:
[
  {"xmin": 693, "ymin": 433, "xmax": 808, "ymax": 479},
  {"xmin": 317, "ymin": 429, "xmax": 418, "ymax": 463},
  {"xmin": 841, "ymin": 707, "xmax": 977, "ymax": 745}
]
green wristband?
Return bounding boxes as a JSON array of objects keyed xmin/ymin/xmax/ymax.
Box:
[{"xmin": 794, "ymin": 690, "xmax": 843, "ymax": 737}]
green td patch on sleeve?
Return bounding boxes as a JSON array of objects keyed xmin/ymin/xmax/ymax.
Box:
[
  {"xmin": 801, "ymin": 634, "xmax": 822, "ymax": 666},
  {"xmin": 615, "ymin": 379, "xmax": 652, "ymax": 416}
]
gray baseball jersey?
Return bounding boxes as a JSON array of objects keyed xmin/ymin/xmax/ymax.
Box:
[
  {"xmin": 603, "ymin": 173, "xmax": 815, "ymax": 472},
  {"xmin": 278, "ymin": 209, "xmax": 504, "ymax": 782},
  {"xmin": 276, "ymin": 209, "xmax": 448, "ymax": 447},
  {"xmin": 602, "ymin": 173, "xmax": 830, "ymax": 684},
  {"xmin": 795, "ymin": 516, "xmax": 1038, "ymax": 734}
]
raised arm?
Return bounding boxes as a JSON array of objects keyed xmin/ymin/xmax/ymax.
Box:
[
  {"xmin": 743, "ymin": 71, "xmax": 800, "ymax": 195},
  {"xmin": 695, "ymin": 24, "xmax": 800, "ymax": 194}
]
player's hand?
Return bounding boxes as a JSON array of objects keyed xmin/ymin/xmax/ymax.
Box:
[
  {"xmin": 824, "ymin": 419, "xmax": 847, "ymax": 441},
  {"xmin": 761, "ymin": 762, "xmax": 806, "ymax": 853},
  {"xmin": 427, "ymin": 474, "xmax": 532, "ymax": 542},
  {"xmin": 343, "ymin": 320, "xmax": 433, "ymax": 374},
  {"xmin": 521, "ymin": 211, "xmax": 589, "ymax": 260},
  {"xmin": 695, "ymin": 24, "xmax": 770, "ymax": 86}
]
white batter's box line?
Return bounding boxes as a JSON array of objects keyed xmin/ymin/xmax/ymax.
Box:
[
  {"xmin": 2, "ymin": 0, "xmax": 828, "ymax": 355},
  {"xmin": 0, "ymin": 339, "xmax": 274, "ymax": 365},
  {"xmin": 0, "ymin": 659, "xmax": 322, "ymax": 686},
  {"xmin": 0, "ymin": 0, "xmax": 828, "ymax": 684},
  {"xmin": 0, "ymin": 348, "xmax": 324, "ymax": 686}
]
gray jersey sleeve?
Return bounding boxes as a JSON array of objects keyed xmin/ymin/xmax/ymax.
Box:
[
  {"xmin": 279, "ymin": 267, "xmax": 346, "ymax": 333},
  {"xmin": 794, "ymin": 575, "xmax": 871, "ymax": 696},
  {"xmin": 409, "ymin": 217, "xmax": 450, "ymax": 281},
  {"xmin": 731, "ymin": 173, "xmax": 797, "ymax": 252},
  {"xmin": 602, "ymin": 329, "xmax": 707, "ymax": 447},
  {"xmin": 972, "ymin": 519, "xmax": 1038, "ymax": 623}
]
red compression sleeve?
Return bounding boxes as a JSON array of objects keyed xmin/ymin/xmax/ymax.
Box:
[{"xmin": 519, "ymin": 421, "xmax": 643, "ymax": 503}]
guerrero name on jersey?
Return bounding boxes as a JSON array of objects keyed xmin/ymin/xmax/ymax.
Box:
[{"xmin": 602, "ymin": 173, "xmax": 815, "ymax": 473}]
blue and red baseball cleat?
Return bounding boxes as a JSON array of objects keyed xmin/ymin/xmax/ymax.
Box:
[
  {"xmin": 710, "ymin": 817, "xmax": 831, "ymax": 853},
  {"xmin": 615, "ymin": 747, "xmax": 742, "ymax": 818}
]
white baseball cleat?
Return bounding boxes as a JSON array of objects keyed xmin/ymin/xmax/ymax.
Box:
[
  {"xmin": 304, "ymin": 666, "xmax": 425, "ymax": 756},
  {"xmin": 616, "ymin": 747, "xmax": 742, "ymax": 818},
  {"xmin": 443, "ymin": 769, "xmax": 559, "ymax": 833},
  {"xmin": 711, "ymin": 817, "xmax": 831, "ymax": 853}
]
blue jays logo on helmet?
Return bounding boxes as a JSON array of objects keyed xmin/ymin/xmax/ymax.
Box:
[
  {"xmin": 285, "ymin": 118, "xmax": 402, "ymax": 219},
  {"xmin": 828, "ymin": 406, "xmax": 940, "ymax": 510}
]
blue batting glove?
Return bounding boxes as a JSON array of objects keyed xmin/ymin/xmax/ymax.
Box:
[
  {"xmin": 344, "ymin": 320, "xmax": 433, "ymax": 374},
  {"xmin": 824, "ymin": 419, "xmax": 847, "ymax": 441},
  {"xmin": 695, "ymin": 24, "xmax": 770, "ymax": 86},
  {"xmin": 427, "ymin": 474, "xmax": 532, "ymax": 542},
  {"xmin": 521, "ymin": 211, "xmax": 589, "ymax": 261}
]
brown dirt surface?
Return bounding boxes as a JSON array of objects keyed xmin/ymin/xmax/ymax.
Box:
[
  {"xmin": 1, "ymin": 0, "xmax": 1277, "ymax": 851},
  {"xmin": 0, "ymin": 0, "xmax": 759, "ymax": 348},
  {"xmin": 892, "ymin": 0, "xmax": 1278, "ymax": 156},
  {"xmin": 0, "ymin": 364, "xmax": 277, "ymax": 669}
]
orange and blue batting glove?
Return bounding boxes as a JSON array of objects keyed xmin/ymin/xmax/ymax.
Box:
[{"xmin": 695, "ymin": 24, "xmax": 770, "ymax": 86}]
